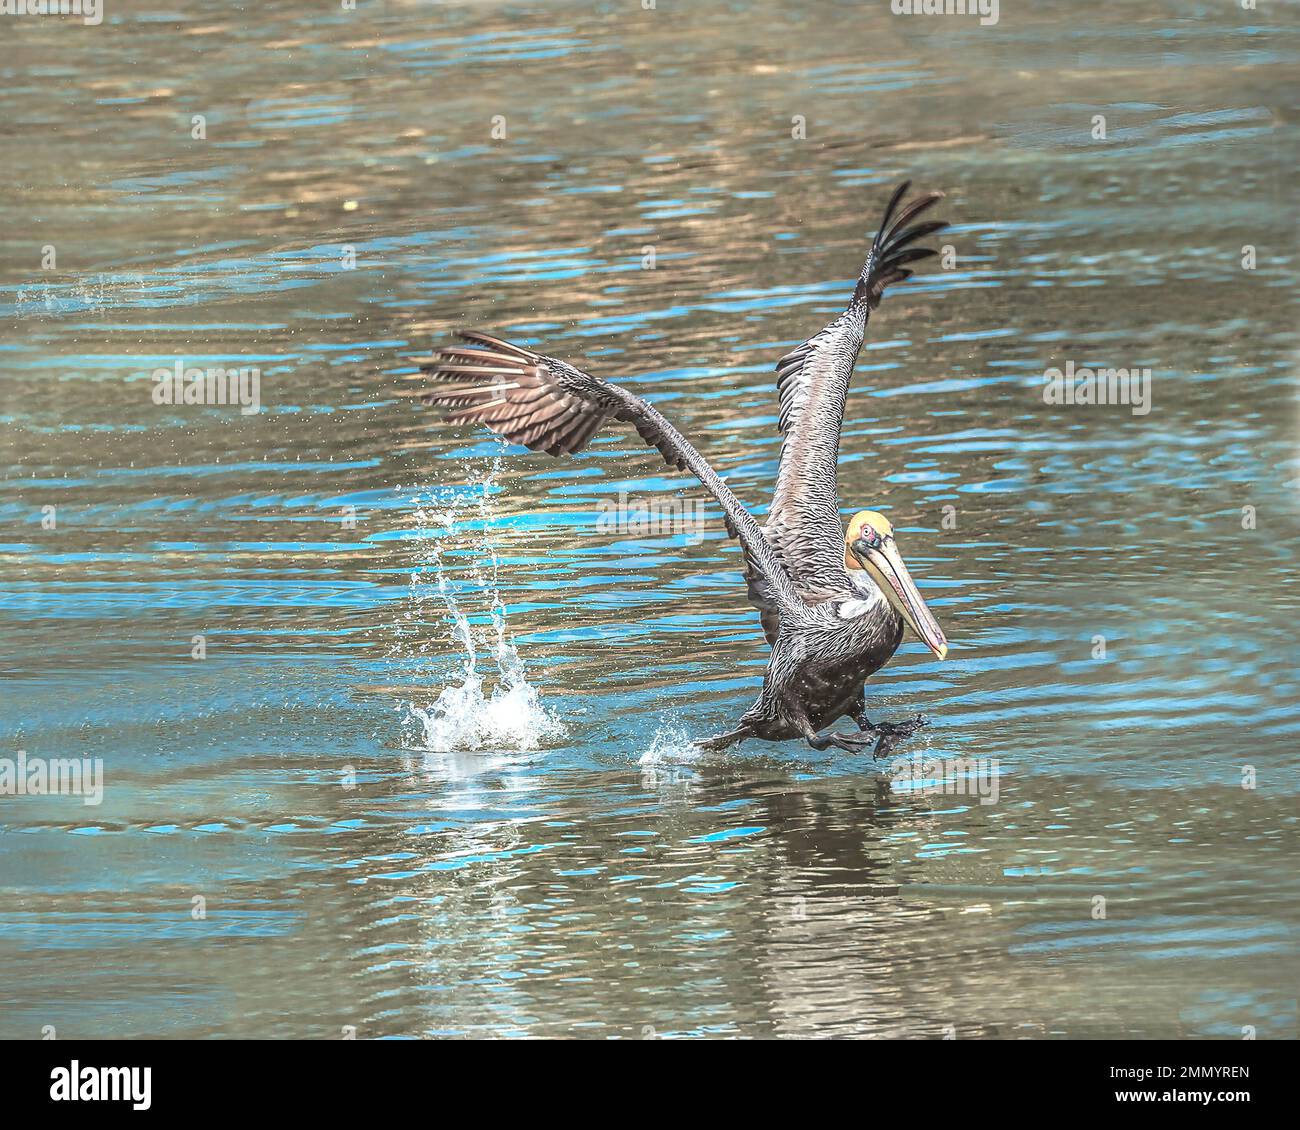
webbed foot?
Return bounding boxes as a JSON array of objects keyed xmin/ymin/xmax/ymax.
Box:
[
  {"xmin": 851, "ymin": 712, "xmax": 928, "ymax": 757},
  {"xmin": 807, "ymin": 728, "xmax": 882, "ymax": 755}
]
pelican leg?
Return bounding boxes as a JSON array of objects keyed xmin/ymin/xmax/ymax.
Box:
[
  {"xmin": 790, "ymin": 704, "xmax": 877, "ymax": 755},
  {"xmin": 692, "ymin": 725, "xmax": 750, "ymax": 753},
  {"xmin": 805, "ymin": 727, "xmax": 878, "ymax": 754}
]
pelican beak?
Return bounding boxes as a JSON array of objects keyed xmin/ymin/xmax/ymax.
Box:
[{"xmin": 853, "ymin": 535, "xmax": 949, "ymax": 660}]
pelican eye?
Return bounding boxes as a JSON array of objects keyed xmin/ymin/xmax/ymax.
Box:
[{"xmin": 857, "ymin": 526, "xmax": 881, "ymax": 549}]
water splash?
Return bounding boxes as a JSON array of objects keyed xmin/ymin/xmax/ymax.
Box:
[
  {"xmin": 637, "ymin": 722, "xmax": 701, "ymax": 768},
  {"xmin": 401, "ymin": 461, "xmax": 565, "ymax": 754},
  {"xmin": 637, "ymin": 722, "xmax": 702, "ymax": 795}
]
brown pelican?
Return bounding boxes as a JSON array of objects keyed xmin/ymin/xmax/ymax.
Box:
[{"xmin": 415, "ymin": 182, "xmax": 950, "ymax": 755}]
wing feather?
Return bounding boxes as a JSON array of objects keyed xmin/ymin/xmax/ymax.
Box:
[
  {"xmin": 417, "ymin": 333, "xmax": 804, "ymax": 620},
  {"xmin": 762, "ymin": 184, "xmax": 948, "ymax": 605}
]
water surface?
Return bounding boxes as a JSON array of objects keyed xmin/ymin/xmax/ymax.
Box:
[{"xmin": 1, "ymin": 1, "xmax": 1297, "ymax": 1038}]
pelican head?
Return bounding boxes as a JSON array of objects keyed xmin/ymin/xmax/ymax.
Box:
[{"xmin": 844, "ymin": 511, "xmax": 949, "ymax": 660}]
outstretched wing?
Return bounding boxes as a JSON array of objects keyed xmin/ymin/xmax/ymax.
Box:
[
  {"xmin": 407, "ymin": 331, "xmax": 610, "ymax": 456},
  {"xmin": 763, "ymin": 182, "xmax": 947, "ymax": 604},
  {"xmin": 413, "ymin": 332, "xmax": 804, "ymax": 622}
]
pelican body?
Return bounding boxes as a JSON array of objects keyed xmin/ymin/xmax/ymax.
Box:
[{"xmin": 417, "ymin": 183, "xmax": 950, "ymax": 755}]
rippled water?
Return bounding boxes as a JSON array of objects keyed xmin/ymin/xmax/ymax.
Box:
[{"xmin": 2, "ymin": 2, "xmax": 1297, "ymax": 1038}]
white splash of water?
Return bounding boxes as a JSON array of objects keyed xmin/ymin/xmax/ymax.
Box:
[
  {"xmin": 402, "ymin": 463, "xmax": 565, "ymax": 754},
  {"xmin": 637, "ymin": 722, "xmax": 702, "ymax": 794},
  {"xmin": 637, "ymin": 722, "xmax": 701, "ymax": 767}
]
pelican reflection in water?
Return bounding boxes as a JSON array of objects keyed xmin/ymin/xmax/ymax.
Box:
[{"xmin": 416, "ymin": 183, "xmax": 950, "ymax": 755}]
